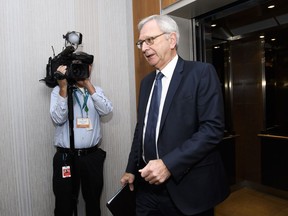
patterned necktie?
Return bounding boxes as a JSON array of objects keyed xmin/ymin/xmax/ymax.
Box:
[{"xmin": 144, "ymin": 72, "xmax": 164, "ymax": 162}]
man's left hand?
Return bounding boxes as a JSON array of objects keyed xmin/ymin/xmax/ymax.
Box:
[{"xmin": 139, "ymin": 159, "xmax": 171, "ymax": 185}]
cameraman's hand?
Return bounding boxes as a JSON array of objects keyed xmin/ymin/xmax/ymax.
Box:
[
  {"xmin": 77, "ymin": 79, "xmax": 96, "ymax": 95},
  {"xmin": 56, "ymin": 65, "xmax": 68, "ymax": 97},
  {"xmin": 76, "ymin": 65, "xmax": 95, "ymax": 95}
]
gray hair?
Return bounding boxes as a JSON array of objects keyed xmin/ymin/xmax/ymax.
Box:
[{"xmin": 138, "ymin": 14, "xmax": 180, "ymax": 46}]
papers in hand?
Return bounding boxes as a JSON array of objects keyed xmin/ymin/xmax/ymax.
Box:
[{"xmin": 106, "ymin": 184, "xmax": 136, "ymax": 216}]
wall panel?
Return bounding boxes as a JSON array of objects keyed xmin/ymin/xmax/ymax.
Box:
[
  {"xmin": 0, "ymin": 0, "xmax": 135, "ymax": 215},
  {"xmin": 132, "ymin": 0, "xmax": 160, "ymax": 105}
]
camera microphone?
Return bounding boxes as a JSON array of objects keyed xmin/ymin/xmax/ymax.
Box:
[
  {"xmin": 58, "ymin": 46, "xmax": 75, "ymax": 57},
  {"xmin": 52, "ymin": 45, "xmax": 75, "ymax": 64}
]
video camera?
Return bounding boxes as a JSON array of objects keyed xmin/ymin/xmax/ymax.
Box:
[{"xmin": 41, "ymin": 31, "xmax": 94, "ymax": 88}]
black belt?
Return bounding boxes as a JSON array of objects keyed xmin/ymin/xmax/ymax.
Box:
[{"xmin": 57, "ymin": 145, "xmax": 99, "ymax": 156}]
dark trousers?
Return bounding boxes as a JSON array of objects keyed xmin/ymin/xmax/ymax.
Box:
[
  {"xmin": 53, "ymin": 148, "xmax": 106, "ymax": 216},
  {"xmin": 136, "ymin": 177, "xmax": 214, "ymax": 216}
]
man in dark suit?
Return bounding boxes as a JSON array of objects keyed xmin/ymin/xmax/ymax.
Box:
[{"xmin": 120, "ymin": 14, "xmax": 229, "ymax": 216}]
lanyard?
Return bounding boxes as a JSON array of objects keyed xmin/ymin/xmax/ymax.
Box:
[{"xmin": 73, "ymin": 88, "xmax": 89, "ymax": 118}]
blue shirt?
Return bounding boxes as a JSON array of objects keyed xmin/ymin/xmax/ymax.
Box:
[{"xmin": 50, "ymin": 85, "xmax": 113, "ymax": 149}]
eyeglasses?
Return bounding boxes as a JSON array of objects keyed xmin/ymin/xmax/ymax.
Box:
[{"xmin": 136, "ymin": 32, "xmax": 166, "ymax": 49}]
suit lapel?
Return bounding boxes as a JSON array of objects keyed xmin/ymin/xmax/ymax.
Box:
[
  {"xmin": 139, "ymin": 71, "xmax": 157, "ymax": 124},
  {"xmin": 160, "ymin": 58, "xmax": 185, "ymax": 131}
]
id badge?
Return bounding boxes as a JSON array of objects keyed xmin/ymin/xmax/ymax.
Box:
[
  {"xmin": 62, "ymin": 166, "xmax": 71, "ymax": 178},
  {"xmin": 76, "ymin": 117, "xmax": 90, "ymax": 128}
]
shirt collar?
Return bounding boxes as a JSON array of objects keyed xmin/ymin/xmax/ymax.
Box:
[{"xmin": 158, "ymin": 55, "xmax": 178, "ymax": 79}]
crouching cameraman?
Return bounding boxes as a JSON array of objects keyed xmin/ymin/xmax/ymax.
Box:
[{"xmin": 50, "ymin": 64, "xmax": 113, "ymax": 216}]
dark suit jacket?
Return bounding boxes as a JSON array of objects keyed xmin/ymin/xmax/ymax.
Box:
[{"xmin": 126, "ymin": 57, "xmax": 229, "ymax": 215}]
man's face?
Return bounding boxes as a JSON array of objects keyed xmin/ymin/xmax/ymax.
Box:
[{"xmin": 138, "ymin": 20, "xmax": 176, "ymax": 70}]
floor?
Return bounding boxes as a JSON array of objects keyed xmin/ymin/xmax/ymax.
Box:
[{"xmin": 215, "ymin": 187, "xmax": 288, "ymax": 216}]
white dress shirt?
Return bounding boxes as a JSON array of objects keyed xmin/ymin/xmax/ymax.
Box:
[
  {"xmin": 50, "ymin": 85, "xmax": 113, "ymax": 149},
  {"xmin": 143, "ymin": 55, "xmax": 179, "ymax": 158}
]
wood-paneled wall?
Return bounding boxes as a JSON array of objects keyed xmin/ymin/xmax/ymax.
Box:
[
  {"xmin": 132, "ymin": 0, "xmax": 160, "ymax": 105},
  {"xmin": 162, "ymin": 0, "xmax": 177, "ymax": 9}
]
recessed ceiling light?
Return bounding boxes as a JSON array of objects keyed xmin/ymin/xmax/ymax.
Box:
[{"xmin": 268, "ymin": 5, "xmax": 275, "ymax": 9}]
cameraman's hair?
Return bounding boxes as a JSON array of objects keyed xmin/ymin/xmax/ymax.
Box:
[{"xmin": 138, "ymin": 14, "xmax": 180, "ymax": 46}]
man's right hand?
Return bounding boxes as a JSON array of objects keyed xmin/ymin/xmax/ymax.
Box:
[
  {"xmin": 56, "ymin": 65, "xmax": 68, "ymax": 97},
  {"xmin": 120, "ymin": 173, "xmax": 135, "ymax": 191}
]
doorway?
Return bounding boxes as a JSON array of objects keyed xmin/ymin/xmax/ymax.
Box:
[{"xmin": 195, "ymin": 0, "xmax": 288, "ymax": 188}]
